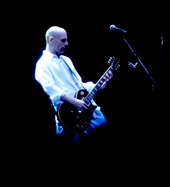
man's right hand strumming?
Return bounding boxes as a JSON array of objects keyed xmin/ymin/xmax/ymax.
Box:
[{"xmin": 61, "ymin": 95, "xmax": 88, "ymax": 110}]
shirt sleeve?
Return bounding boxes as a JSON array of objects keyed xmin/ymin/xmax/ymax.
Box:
[
  {"xmin": 82, "ymin": 81, "xmax": 95, "ymax": 92},
  {"xmin": 35, "ymin": 60, "xmax": 70, "ymax": 108}
]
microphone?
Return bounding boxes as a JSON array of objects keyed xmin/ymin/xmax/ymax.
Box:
[{"xmin": 110, "ymin": 24, "xmax": 127, "ymax": 33}]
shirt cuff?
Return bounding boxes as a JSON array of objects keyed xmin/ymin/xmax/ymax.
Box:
[{"xmin": 50, "ymin": 90, "xmax": 70, "ymax": 109}]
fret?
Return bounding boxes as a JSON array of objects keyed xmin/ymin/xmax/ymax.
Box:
[{"xmin": 94, "ymin": 87, "xmax": 98, "ymax": 92}]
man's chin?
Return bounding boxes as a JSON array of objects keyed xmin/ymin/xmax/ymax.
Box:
[{"xmin": 60, "ymin": 48, "xmax": 65, "ymax": 53}]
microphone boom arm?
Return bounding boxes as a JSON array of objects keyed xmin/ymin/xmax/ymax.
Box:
[{"xmin": 122, "ymin": 36, "xmax": 165, "ymax": 97}]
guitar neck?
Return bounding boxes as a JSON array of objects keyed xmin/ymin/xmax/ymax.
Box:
[{"xmin": 85, "ymin": 65, "xmax": 113, "ymax": 102}]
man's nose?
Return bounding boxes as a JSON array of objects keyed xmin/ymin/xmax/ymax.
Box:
[{"xmin": 65, "ymin": 41, "xmax": 68, "ymax": 46}]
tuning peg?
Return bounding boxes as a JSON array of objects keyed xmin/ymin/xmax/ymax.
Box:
[
  {"xmin": 108, "ymin": 56, "xmax": 115, "ymax": 64},
  {"xmin": 114, "ymin": 62, "xmax": 120, "ymax": 70}
]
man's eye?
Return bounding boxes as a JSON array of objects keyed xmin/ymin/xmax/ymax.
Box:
[{"xmin": 61, "ymin": 39, "xmax": 67, "ymax": 43}]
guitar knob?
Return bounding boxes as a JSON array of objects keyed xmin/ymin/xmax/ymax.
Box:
[
  {"xmin": 81, "ymin": 126, "xmax": 85, "ymax": 130},
  {"xmin": 80, "ymin": 91, "xmax": 84, "ymax": 96},
  {"xmin": 76, "ymin": 124, "xmax": 80, "ymax": 128}
]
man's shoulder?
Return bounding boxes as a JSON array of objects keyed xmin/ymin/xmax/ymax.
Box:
[
  {"xmin": 36, "ymin": 51, "xmax": 50, "ymax": 65},
  {"xmin": 36, "ymin": 56, "xmax": 46, "ymax": 65},
  {"xmin": 35, "ymin": 56, "xmax": 51, "ymax": 72}
]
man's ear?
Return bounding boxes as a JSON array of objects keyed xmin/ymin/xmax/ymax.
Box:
[{"xmin": 49, "ymin": 36, "xmax": 54, "ymax": 43}]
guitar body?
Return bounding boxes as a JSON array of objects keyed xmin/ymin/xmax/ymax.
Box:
[
  {"xmin": 57, "ymin": 89, "xmax": 97, "ymax": 134},
  {"xmin": 56, "ymin": 57, "xmax": 120, "ymax": 134}
]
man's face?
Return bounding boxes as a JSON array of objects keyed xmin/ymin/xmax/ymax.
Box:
[{"xmin": 50, "ymin": 31, "xmax": 68, "ymax": 55}]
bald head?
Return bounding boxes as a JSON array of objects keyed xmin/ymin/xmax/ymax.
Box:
[
  {"xmin": 45, "ymin": 26, "xmax": 68, "ymax": 56},
  {"xmin": 45, "ymin": 26, "xmax": 67, "ymax": 44}
]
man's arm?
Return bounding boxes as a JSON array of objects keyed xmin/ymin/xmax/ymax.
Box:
[
  {"xmin": 61, "ymin": 70, "xmax": 113, "ymax": 109},
  {"xmin": 61, "ymin": 95, "xmax": 88, "ymax": 110}
]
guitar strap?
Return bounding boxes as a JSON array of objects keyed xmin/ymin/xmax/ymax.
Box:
[{"xmin": 61, "ymin": 56, "xmax": 87, "ymax": 90}]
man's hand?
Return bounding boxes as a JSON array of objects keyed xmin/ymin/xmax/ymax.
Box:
[
  {"xmin": 72, "ymin": 99, "xmax": 89, "ymax": 110},
  {"xmin": 61, "ymin": 95, "xmax": 88, "ymax": 110},
  {"xmin": 100, "ymin": 70, "xmax": 113, "ymax": 90}
]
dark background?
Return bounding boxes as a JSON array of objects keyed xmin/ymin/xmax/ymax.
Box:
[
  {"xmin": 20, "ymin": 3, "xmax": 168, "ymax": 142},
  {"xmin": 6, "ymin": 1, "xmax": 169, "ymax": 183}
]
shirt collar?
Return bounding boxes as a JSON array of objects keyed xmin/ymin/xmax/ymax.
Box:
[{"xmin": 43, "ymin": 50, "xmax": 61, "ymax": 60}]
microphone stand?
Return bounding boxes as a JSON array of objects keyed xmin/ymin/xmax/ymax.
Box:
[{"xmin": 121, "ymin": 35, "xmax": 165, "ymax": 98}]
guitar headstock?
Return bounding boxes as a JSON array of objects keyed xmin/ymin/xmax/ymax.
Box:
[
  {"xmin": 108, "ymin": 56, "xmax": 115, "ymax": 65},
  {"xmin": 108, "ymin": 56, "xmax": 120, "ymax": 71}
]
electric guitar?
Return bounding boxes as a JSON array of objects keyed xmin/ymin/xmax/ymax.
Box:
[{"xmin": 56, "ymin": 57, "xmax": 120, "ymax": 134}]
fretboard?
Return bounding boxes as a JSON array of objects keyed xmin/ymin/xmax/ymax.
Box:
[{"xmin": 85, "ymin": 65, "xmax": 113, "ymax": 103}]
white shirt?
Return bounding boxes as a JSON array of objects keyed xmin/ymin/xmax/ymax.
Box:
[
  {"xmin": 35, "ymin": 50, "xmax": 96, "ymax": 110},
  {"xmin": 35, "ymin": 50, "xmax": 102, "ymax": 135}
]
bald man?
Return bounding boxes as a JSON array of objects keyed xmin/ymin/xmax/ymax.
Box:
[{"xmin": 35, "ymin": 26, "xmax": 113, "ymax": 143}]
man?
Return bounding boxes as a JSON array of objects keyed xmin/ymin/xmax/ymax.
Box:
[{"xmin": 35, "ymin": 26, "xmax": 113, "ymax": 142}]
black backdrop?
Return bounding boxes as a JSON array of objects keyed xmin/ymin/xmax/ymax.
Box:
[
  {"xmin": 20, "ymin": 2, "xmax": 168, "ymax": 143},
  {"xmin": 7, "ymin": 1, "xmax": 169, "ymax": 182}
]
